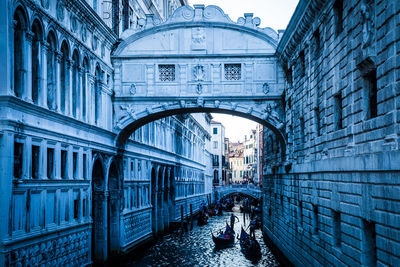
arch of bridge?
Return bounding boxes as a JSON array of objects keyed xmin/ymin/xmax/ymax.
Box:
[
  {"xmin": 112, "ymin": 4, "xmax": 286, "ymax": 150},
  {"xmin": 215, "ymin": 185, "xmax": 262, "ymax": 200}
]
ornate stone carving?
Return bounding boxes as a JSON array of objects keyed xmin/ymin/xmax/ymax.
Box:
[
  {"xmin": 196, "ymin": 83, "xmax": 202, "ymax": 94},
  {"xmin": 56, "ymin": 1, "xmax": 64, "ymax": 21},
  {"xmin": 193, "ymin": 65, "xmax": 205, "ymax": 81},
  {"xmin": 41, "ymin": 0, "xmax": 49, "ymax": 9},
  {"xmin": 71, "ymin": 15, "xmax": 78, "ymax": 33},
  {"xmin": 8, "ymin": 229, "xmax": 90, "ymax": 266},
  {"xmin": 123, "ymin": 210, "xmax": 151, "ymax": 244},
  {"xmin": 191, "ymin": 28, "xmax": 206, "ymax": 50},
  {"xmin": 101, "ymin": 43, "xmax": 105, "ymax": 58},
  {"xmin": 361, "ymin": 1, "xmax": 374, "ymax": 48},
  {"xmin": 179, "ymin": 100, "xmax": 186, "ymax": 108},
  {"xmin": 263, "ymin": 103, "xmax": 282, "ymax": 125},
  {"xmin": 263, "ymin": 82, "xmax": 270, "ymax": 94},
  {"xmin": 197, "ymin": 97, "xmax": 204, "ymax": 107},
  {"xmin": 129, "ymin": 83, "xmax": 136, "ymax": 95},
  {"xmin": 214, "ymin": 100, "xmax": 220, "ymax": 108},
  {"xmin": 116, "ymin": 104, "xmax": 136, "ymax": 129},
  {"xmin": 92, "ymin": 35, "xmax": 98, "ymax": 51},
  {"xmin": 81, "ymin": 25, "xmax": 87, "ymax": 42}
]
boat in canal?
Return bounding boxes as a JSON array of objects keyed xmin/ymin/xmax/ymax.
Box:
[
  {"xmin": 197, "ymin": 212, "xmax": 208, "ymax": 226},
  {"xmin": 239, "ymin": 227, "xmax": 261, "ymax": 259},
  {"xmin": 211, "ymin": 224, "xmax": 235, "ymax": 247}
]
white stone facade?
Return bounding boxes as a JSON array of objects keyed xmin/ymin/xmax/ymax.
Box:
[{"xmin": 0, "ymin": 0, "xmax": 210, "ymax": 265}]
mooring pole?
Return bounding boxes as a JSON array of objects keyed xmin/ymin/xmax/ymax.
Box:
[
  {"xmin": 181, "ymin": 205, "xmax": 184, "ymax": 231},
  {"xmin": 190, "ymin": 204, "xmax": 193, "ymax": 230}
]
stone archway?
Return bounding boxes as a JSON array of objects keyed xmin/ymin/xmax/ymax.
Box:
[
  {"xmin": 91, "ymin": 158, "xmax": 107, "ymax": 264},
  {"xmin": 107, "ymin": 160, "xmax": 121, "ymax": 258},
  {"xmin": 112, "ymin": 5, "xmax": 286, "ymax": 155},
  {"xmin": 163, "ymin": 167, "xmax": 170, "ymax": 230}
]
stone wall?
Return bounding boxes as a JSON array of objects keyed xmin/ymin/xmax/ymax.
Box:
[{"xmin": 263, "ymin": 0, "xmax": 400, "ymax": 266}]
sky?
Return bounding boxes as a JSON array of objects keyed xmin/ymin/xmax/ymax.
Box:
[
  {"xmin": 189, "ymin": 0, "xmax": 299, "ymax": 30},
  {"xmin": 188, "ymin": 0, "xmax": 299, "ymax": 142}
]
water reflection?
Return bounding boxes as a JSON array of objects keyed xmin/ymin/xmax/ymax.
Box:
[{"xmin": 123, "ymin": 207, "xmax": 280, "ymax": 267}]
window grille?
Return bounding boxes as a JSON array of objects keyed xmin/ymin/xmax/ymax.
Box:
[
  {"xmin": 159, "ymin": 64, "xmax": 175, "ymax": 81},
  {"xmin": 224, "ymin": 64, "xmax": 241, "ymax": 80}
]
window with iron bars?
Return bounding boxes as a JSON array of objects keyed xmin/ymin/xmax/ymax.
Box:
[
  {"xmin": 224, "ymin": 64, "xmax": 241, "ymax": 80},
  {"xmin": 159, "ymin": 64, "xmax": 176, "ymax": 81}
]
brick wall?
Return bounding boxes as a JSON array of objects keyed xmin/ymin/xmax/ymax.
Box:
[{"xmin": 263, "ymin": 0, "xmax": 400, "ymax": 266}]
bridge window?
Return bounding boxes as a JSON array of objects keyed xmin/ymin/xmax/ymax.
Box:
[
  {"xmin": 224, "ymin": 64, "xmax": 241, "ymax": 80},
  {"xmin": 159, "ymin": 64, "xmax": 175, "ymax": 81},
  {"xmin": 213, "ymin": 127, "xmax": 218, "ymax": 134}
]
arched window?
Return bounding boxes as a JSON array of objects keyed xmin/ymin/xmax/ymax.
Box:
[
  {"xmin": 13, "ymin": 7, "xmax": 28, "ymax": 98},
  {"xmin": 46, "ymin": 31, "xmax": 57, "ymax": 110},
  {"xmin": 31, "ymin": 19, "xmax": 43, "ymax": 104},
  {"xmin": 72, "ymin": 49, "xmax": 79, "ymax": 118},
  {"xmin": 60, "ymin": 41, "xmax": 69, "ymax": 114},
  {"xmin": 94, "ymin": 65, "xmax": 101, "ymax": 125},
  {"xmin": 82, "ymin": 57, "xmax": 89, "ymax": 121}
]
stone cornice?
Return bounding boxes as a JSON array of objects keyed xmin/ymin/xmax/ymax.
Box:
[
  {"xmin": 64, "ymin": 0, "xmax": 118, "ymax": 45},
  {"xmin": 276, "ymin": 0, "xmax": 327, "ymax": 64}
]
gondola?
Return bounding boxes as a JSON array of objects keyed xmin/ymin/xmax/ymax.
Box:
[
  {"xmin": 197, "ymin": 212, "xmax": 208, "ymax": 226},
  {"xmin": 239, "ymin": 227, "xmax": 261, "ymax": 259},
  {"xmin": 211, "ymin": 224, "xmax": 235, "ymax": 247}
]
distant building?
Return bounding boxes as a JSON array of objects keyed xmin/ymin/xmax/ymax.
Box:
[
  {"xmin": 228, "ymin": 142, "xmax": 244, "ymax": 183},
  {"xmin": 210, "ymin": 120, "xmax": 228, "ymax": 185},
  {"xmin": 243, "ymin": 129, "xmax": 257, "ymax": 182}
]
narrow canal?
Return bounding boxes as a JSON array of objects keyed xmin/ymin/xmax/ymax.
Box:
[{"xmin": 122, "ymin": 207, "xmax": 280, "ymax": 266}]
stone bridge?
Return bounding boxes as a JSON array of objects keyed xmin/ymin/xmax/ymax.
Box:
[
  {"xmin": 112, "ymin": 4, "xmax": 286, "ymax": 151},
  {"xmin": 214, "ymin": 184, "xmax": 262, "ymax": 200}
]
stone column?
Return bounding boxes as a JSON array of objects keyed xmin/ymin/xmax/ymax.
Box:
[
  {"xmin": 55, "ymin": 142, "xmax": 61, "ymax": 179},
  {"xmin": 40, "ymin": 41, "xmax": 48, "ymax": 108},
  {"xmin": 24, "ymin": 136, "xmax": 32, "ymax": 179},
  {"xmin": 78, "ymin": 66, "xmax": 83, "ymax": 121},
  {"xmin": 55, "ymin": 51, "xmax": 62, "ymax": 113},
  {"xmin": 87, "ymin": 73, "xmax": 95, "ymax": 125},
  {"xmin": 40, "ymin": 139, "xmax": 47, "ymax": 180},
  {"xmin": 67, "ymin": 59, "xmax": 73, "ymax": 117},
  {"xmin": 25, "ymin": 31, "xmax": 34, "ymax": 102}
]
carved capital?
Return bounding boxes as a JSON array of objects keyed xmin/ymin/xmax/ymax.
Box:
[
  {"xmin": 25, "ymin": 31, "xmax": 34, "ymax": 43},
  {"xmin": 55, "ymin": 50, "xmax": 63, "ymax": 62}
]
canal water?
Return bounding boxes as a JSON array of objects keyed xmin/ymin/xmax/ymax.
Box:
[{"xmin": 123, "ymin": 207, "xmax": 280, "ymax": 267}]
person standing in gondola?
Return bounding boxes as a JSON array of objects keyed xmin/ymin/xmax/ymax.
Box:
[
  {"xmin": 230, "ymin": 214, "xmax": 239, "ymax": 229},
  {"xmin": 248, "ymin": 219, "xmax": 256, "ymax": 239}
]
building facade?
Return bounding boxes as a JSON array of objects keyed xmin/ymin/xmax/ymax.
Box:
[
  {"xmin": 243, "ymin": 129, "xmax": 257, "ymax": 182},
  {"xmin": 263, "ymin": 0, "xmax": 400, "ymax": 266},
  {"xmin": 210, "ymin": 120, "xmax": 227, "ymax": 185},
  {"xmin": 0, "ymin": 0, "xmax": 213, "ymax": 265},
  {"xmin": 228, "ymin": 142, "xmax": 244, "ymax": 183}
]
